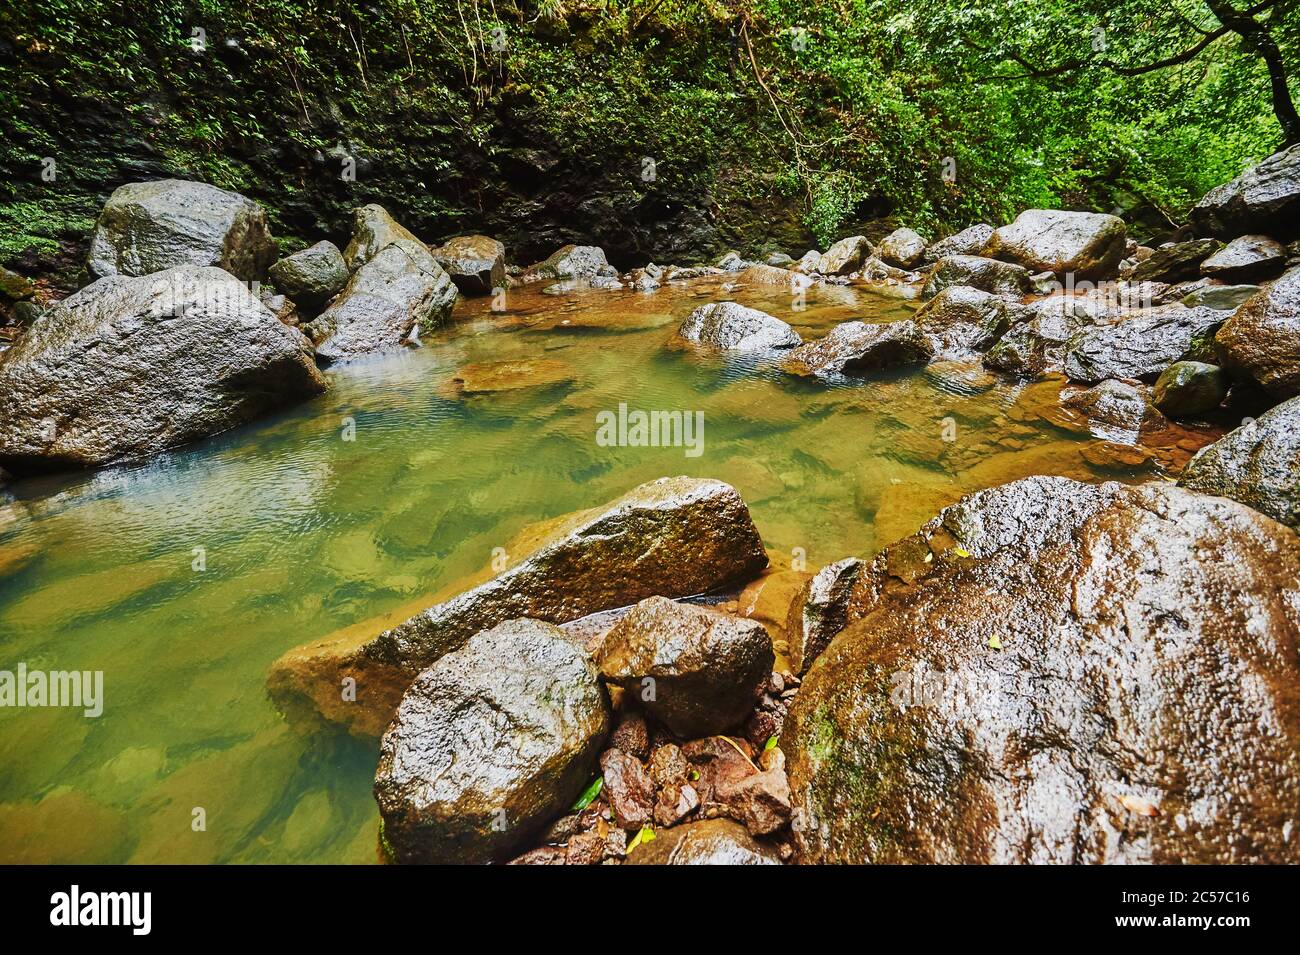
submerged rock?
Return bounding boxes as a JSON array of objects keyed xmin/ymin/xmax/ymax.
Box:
[
  {"xmin": 1180, "ymin": 396, "xmax": 1300, "ymax": 530},
  {"xmin": 1200, "ymin": 234, "xmax": 1287, "ymax": 283},
  {"xmin": 449, "ymin": 358, "xmax": 573, "ymax": 395},
  {"xmin": 431, "ymin": 234, "xmax": 507, "ymax": 296},
  {"xmin": 784, "ymin": 476, "xmax": 1300, "ymax": 863},
  {"xmin": 921, "ymin": 254, "xmax": 1032, "ymax": 300},
  {"xmin": 1214, "ymin": 267, "xmax": 1300, "ymax": 399},
  {"xmin": 305, "ymin": 237, "xmax": 457, "ymax": 364},
  {"xmin": 983, "ymin": 209, "xmax": 1127, "ymax": 280},
  {"xmin": 268, "ymin": 240, "xmax": 349, "ymax": 312},
  {"xmin": 876, "ymin": 228, "xmax": 927, "ymax": 270},
  {"xmin": 625, "ymin": 818, "xmax": 782, "ymax": 865},
  {"xmin": 374, "ymin": 619, "xmax": 609, "ymax": 864},
  {"xmin": 1062, "ymin": 305, "xmax": 1222, "ymax": 383},
  {"xmin": 739, "ymin": 263, "xmax": 815, "ymax": 290},
  {"xmin": 784, "ymin": 320, "xmax": 933, "ymax": 378},
  {"xmin": 1191, "ymin": 142, "xmax": 1300, "ymax": 240},
  {"xmin": 1152, "ymin": 361, "xmax": 1229, "ymax": 417},
  {"xmin": 267, "ymin": 477, "xmax": 768, "ymax": 737},
  {"xmin": 87, "ymin": 179, "xmax": 276, "ymax": 281},
  {"xmin": 677, "ymin": 302, "xmax": 801, "ymax": 352},
  {"xmin": 596, "ymin": 596, "xmax": 774, "ymax": 738},
  {"xmin": 925, "ymin": 224, "xmax": 993, "ymax": 262},
  {"xmin": 0, "ymin": 266, "xmax": 326, "ymax": 474}
]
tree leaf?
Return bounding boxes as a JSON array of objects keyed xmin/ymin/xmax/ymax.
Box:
[{"xmin": 571, "ymin": 775, "xmax": 603, "ymax": 811}]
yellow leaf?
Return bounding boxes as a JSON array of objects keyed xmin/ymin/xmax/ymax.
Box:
[
  {"xmin": 988, "ymin": 634, "xmax": 1002, "ymax": 650},
  {"xmin": 954, "ymin": 546, "xmax": 971, "ymax": 558}
]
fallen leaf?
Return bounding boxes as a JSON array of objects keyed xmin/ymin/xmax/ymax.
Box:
[
  {"xmin": 763, "ymin": 736, "xmax": 779, "ymax": 752},
  {"xmin": 953, "ymin": 546, "xmax": 972, "ymax": 558},
  {"xmin": 988, "ymin": 634, "xmax": 1002, "ymax": 650},
  {"xmin": 627, "ymin": 825, "xmax": 655, "ymax": 852},
  {"xmin": 571, "ymin": 775, "xmax": 603, "ymax": 812}
]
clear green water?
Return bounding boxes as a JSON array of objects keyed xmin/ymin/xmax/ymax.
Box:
[{"xmin": 0, "ymin": 276, "xmax": 1211, "ymax": 863}]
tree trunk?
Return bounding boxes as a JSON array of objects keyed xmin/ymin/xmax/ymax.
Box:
[{"xmin": 1206, "ymin": 0, "xmax": 1300, "ymax": 146}]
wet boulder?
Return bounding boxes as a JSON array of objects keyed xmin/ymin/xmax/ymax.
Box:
[
  {"xmin": 1200, "ymin": 235, "xmax": 1287, "ymax": 283},
  {"xmin": 342, "ymin": 204, "xmax": 425, "ymax": 270},
  {"xmin": 374, "ymin": 619, "xmax": 609, "ymax": 864},
  {"xmin": 599, "ymin": 749, "xmax": 655, "ymax": 829},
  {"xmin": 0, "ymin": 265, "xmax": 35, "ymax": 302},
  {"xmin": 527, "ymin": 244, "xmax": 609, "ymax": 281},
  {"xmin": 913, "ymin": 286, "xmax": 1024, "ymax": 359},
  {"xmin": 267, "ymin": 240, "xmax": 349, "ymax": 313},
  {"xmin": 818, "ymin": 236, "xmax": 873, "ymax": 276},
  {"xmin": 786, "ymin": 558, "xmax": 864, "ymax": 676},
  {"xmin": 0, "ymin": 266, "xmax": 326, "ymax": 474},
  {"xmin": 1056, "ymin": 378, "xmax": 1168, "ymax": 440},
  {"xmin": 1191, "ymin": 142, "xmax": 1300, "ymax": 240},
  {"xmin": 784, "ymin": 320, "xmax": 933, "ymax": 378},
  {"xmin": 1063, "ymin": 305, "xmax": 1223, "ymax": 384},
  {"xmin": 983, "ymin": 209, "xmax": 1127, "ymax": 281},
  {"xmin": 984, "ymin": 296, "xmax": 1106, "ymax": 377},
  {"xmin": 431, "ymin": 235, "xmax": 507, "ymax": 296},
  {"xmin": 740, "ymin": 263, "xmax": 815, "ymax": 291},
  {"xmin": 1152, "ymin": 361, "xmax": 1229, "ymax": 418},
  {"xmin": 1181, "ymin": 283, "xmax": 1261, "ymax": 311},
  {"xmin": 304, "ymin": 237, "xmax": 457, "ymax": 364},
  {"xmin": 1130, "ymin": 239, "xmax": 1220, "ymax": 283},
  {"xmin": 1214, "ymin": 267, "xmax": 1300, "ymax": 399},
  {"xmin": 924, "ymin": 224, "xmax": 994, "ymax": 262},
  {"xmin": 784, "ymin": 476, "xmax": 1300, "ymax": 863},
  {"xmin": 596, "ymin": 596, "xmax": 774, "ymax": 738},
  {"xmin": 677, "ymin": 302, "xmax": 801, "ymax": 352},
  {"xmin": 267, "ymin": 477, "xmax": 768, "ymax": 737},
  {"xmin": 1180, "ymin": 396, "xmax": 1300, "ymax": 530},
  {"xmin": 876, "ymin": 228, "xmax": 927, "ymax": 270},
  {"xmin": 625, "ymin": 818, "xmax": 782, "ymax": 865},
  {"xmin": 921, "ymin": 254, "xmax": 1033, "ymax": 300},
  {"xmin": 86, "ymin": 179, "xmax": 277, "ymax": 281}
]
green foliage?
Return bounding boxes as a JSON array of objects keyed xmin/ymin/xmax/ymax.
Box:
[{"xmin": 0, "ymin": 0, "xmax": 1293, "ymax": 276}]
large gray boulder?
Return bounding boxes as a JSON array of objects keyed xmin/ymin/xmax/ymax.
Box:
[
  {"xmin": 374, "ymin": 618, "xmax": 609, "ymax": 864},
  {"xmin": 984, "ymin": 296, "xmax": 1107, "ymax": 377},
  {"xmin": 342, "ymin": 204, "xmax": 425, "ymax": 270},
  {"xmin": 0, "ymin": 266, "xmax": 326, "ymax": 474},
  {"xmin": 527, "ymin": 244, "xmax": 609, "ymax": 281},
  {"xmin": 304, "ymin": 237, "xmax": 457, "ymax": 364},
  {"xmin": 925, "ymin": 224, "xmax": 994, "ymax": 262},
  {"xmin": 784, "ymin": 476, "xmax": 1300, "ymax": 863},
  {"xmin": 921, "ymin": 254, "xmax": 1033, "ymax": 300},
  {"xmin": 1214, "ymin": 266, "xmax": 1300, "ymax": 399},
  {"xmin": 431, "ymin": 235, "xmax": 507, "ymax": 296},
  {"xmin": 267, "ymin": 240, "xmax": 349, "ymax": 312},
  {"xmin": 1180, "ymin": 396, "xmax": 1300, "ymax": 530},
  {"xmin": 677, "ymin": 302, "xmax": 801, "ymax": 352},
  {"xmin": 784, "ymin": 320, "xmax": 933, "ymax": 378},
  {"xmin": 818, "ymin": 236, "xmax": 873, "ymax": 275},
  {"xmin": 1130, "ymin": 239, "xmax": 1220, "ymax": 283},
  {"xmin": 876, "ymin": 228, "xmax": 927, "ymax": 270},
  {"xmin": 1062, "ymin": 305, "xmax": 1223, "ymax": 384},
  {"xmin": 87, "ymin": 179, "xmax": 276, "ymax": 281},
  {"xmin": 983, "ymin": 209, "xmax": 1127, "ymax": 280},
  {"xmin": 1200, "ymin": 235, "xmax": 1287, "ymax": 283},
  {"xmin": 1191, "ymin": 143, "xmax": 1300, "ymax": 240},
  {"xmin": 596, "ymin": 596, "xmax": 774, "ymax": 738},
  {"xmin": 267, "ymin": 477, "xmax": 769, "ymax": 737},
  {"xmin": 913, "ymin": 286, "xmax": 1023, "ymax": 359}
]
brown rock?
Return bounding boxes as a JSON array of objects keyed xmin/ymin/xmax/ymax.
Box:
[
  {"xmin": 596, "ymin": 597, "xmax": 775, "ymax": 738},
  {"xmin": 717, "ymin": 768, "xmax": 793, "ymax": 836},
  {"xmin": 625, "ymin": 818, "xmax": 782, "ymax": 865},
  {"xmin": 1215, "ymin": 266, "xmax": 1300, "ymax": 399},
  {"xmin": 609, "ymin": 713, "xmax": 651, "ymax": 761},
  {"xmin": 267, "ymin": 477, "xmax": 767, "ymax": 738},
  {"xmin": 654, "ymin": 781, "xmax": 701, "ymax": 827},
  {"xmin": 599, "ymin": 749, "xmax": 655, "ymax": 829}
]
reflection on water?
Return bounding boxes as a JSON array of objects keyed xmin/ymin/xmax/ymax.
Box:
[{"xmin": 0, "ymin": 275, "xmax": 1218, "ymax": 862}]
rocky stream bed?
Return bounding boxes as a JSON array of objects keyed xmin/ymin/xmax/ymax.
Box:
[{"xmin": 1, "ymin": 144, "xmax": 1299, "ymax": 864}]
